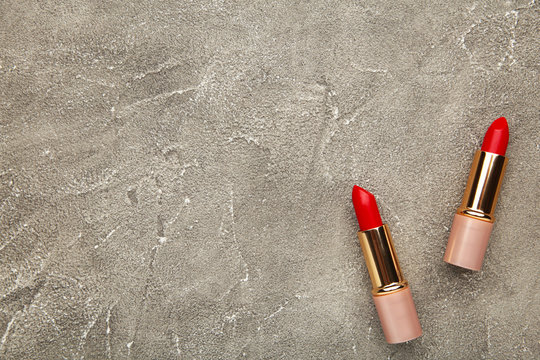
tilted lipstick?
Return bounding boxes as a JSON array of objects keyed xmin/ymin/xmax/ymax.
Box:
[
  {"xmin": 444, "ymin": 117, "xmax": 509, "ymax": 271},
  {"xmin": 352, "ymin": 185, "xmax": 422, "ymax": 344}
]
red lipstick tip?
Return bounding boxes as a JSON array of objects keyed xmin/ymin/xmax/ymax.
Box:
[
  {"xmin": 352, "ymin": 185, "xmax": 383, "ymax": 231},
  {"xmin": 481, "ymin": 117, "xmax": 509, "ymax": 156}
]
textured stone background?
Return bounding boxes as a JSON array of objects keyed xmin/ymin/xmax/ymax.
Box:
[{"xmin": 1, "ymin": 1, "xmax": 539, "ymax": 359}]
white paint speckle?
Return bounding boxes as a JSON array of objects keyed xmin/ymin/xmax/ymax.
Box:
[{"xmin": 127, "ymin": 341, "xmax": 133, "ymax": 356}]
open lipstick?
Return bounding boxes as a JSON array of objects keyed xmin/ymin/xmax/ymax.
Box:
[
  {"xmin": 352, "ymin": 185, "xmax": 422, "ymax": 344},
  {"xmin": 444, "ymin": 117, "xmax": 509, "ymax": 271}
]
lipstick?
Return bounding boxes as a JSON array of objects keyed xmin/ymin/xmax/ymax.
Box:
[
  {"xmin": 352, "ymin": 185, "xmax": 422, "ymax": 344},
  {"xmin": 444, "ymin": 117, "xmax": 509, "ymax": 271}
]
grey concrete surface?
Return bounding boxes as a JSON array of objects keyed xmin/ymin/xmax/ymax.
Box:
[{"xmin": 1, "ymin": 1, "xmax": 539, "ymax": 359}]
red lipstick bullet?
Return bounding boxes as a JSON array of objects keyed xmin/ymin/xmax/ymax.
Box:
[
  {"xmin": 352, "ymin": 186, "xmax": 422, "ymax": 344},
  {"xmin": 352, "ymin": 185, "xmax": 383, "ymax": 231},
  {"xmin": 444, "ymin": 117, "xmax": 509, "ymax": 271},
  {"xmin": 481, "ymin": 117, "xmax": 509, "ymax": 156}
]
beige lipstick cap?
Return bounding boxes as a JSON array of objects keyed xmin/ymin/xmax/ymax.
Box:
[
  {"xmin": 372, "ymin": 287, "xmax": 422, "ymax": 344},
  {"xmin": 444, "ymin": 213, "xmax": 494, "ymax": 271}
]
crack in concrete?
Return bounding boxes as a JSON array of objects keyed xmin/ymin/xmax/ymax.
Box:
[
  {"xmin": 0, "ymin": 311, "xmax": 18, "ymax": 355},
  {"xmin": 120, "ymin": 88, "xmax": 197, "ymax": 114}
]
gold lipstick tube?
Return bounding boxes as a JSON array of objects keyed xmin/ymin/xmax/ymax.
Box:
[
  {"xmin": 444, "ymin": 150, "xmax": 508, "ymax": 270},
  {"xmin": 357, "ymin": 225, "xmax": 407, "ymax": 295},
  {"xmin": 358, "ymin": 224, "xmax": 422, "ymax": 344}
]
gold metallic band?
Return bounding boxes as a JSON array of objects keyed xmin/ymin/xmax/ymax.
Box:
[
  {"xmin": 457, "ymin": 150, "xmax": 507, "ymax": 223},
  {"xmin": 357, "ymin": 224, "xmax": 408, "ymax": 295}
]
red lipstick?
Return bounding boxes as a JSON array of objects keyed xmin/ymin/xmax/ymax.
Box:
[
  {"xmin": 481, "ymin": 117, "xmax": 509, "ymax": 156},
  {"xmin": 352, "ymin": 185, "xmax": 383, "ymax": 230},
  {"xmin": 352, "ymin": 186, "xmax": 422, "ymax": 344},
  {"xmin": 444, "ymin": 117, "xmax": 509, "ymax": 271}
]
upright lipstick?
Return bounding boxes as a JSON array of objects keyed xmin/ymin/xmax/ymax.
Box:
[
  {"xmin": 444, "ymin": 117, "xmax": 509, "ymax": 271},
  {"xmin": 352, "ymin": 186, "xmax": 422, "ymax": 344}
]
